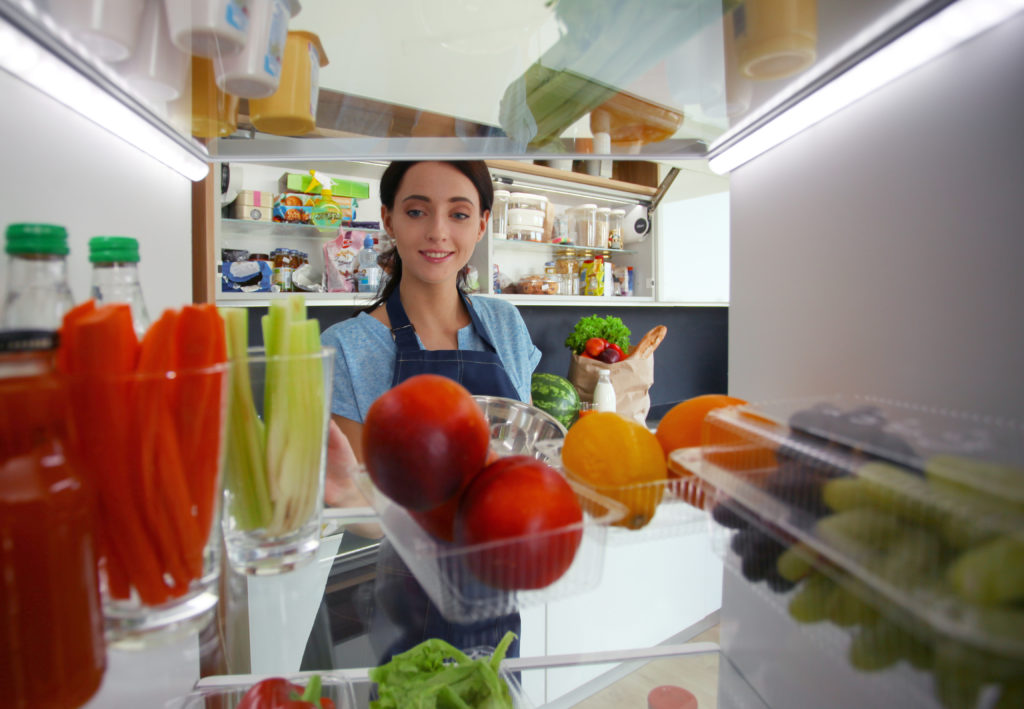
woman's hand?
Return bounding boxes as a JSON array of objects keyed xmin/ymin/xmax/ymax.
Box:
[{"xmin": 323, "ymin": 419, "xmax": 366, "ymax": 508}]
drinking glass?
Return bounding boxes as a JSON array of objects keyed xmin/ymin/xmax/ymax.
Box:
[{"xmin": 221, "ymin": 347, "xmax": 334, "ymax": 576}]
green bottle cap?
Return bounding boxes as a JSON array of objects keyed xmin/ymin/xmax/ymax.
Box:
[
  {"xmin": 89, "ymin": 236, "xmax": 140, "ymax": 263},
  {"xmin": 5, "ymin": 223, "xmax": 69, "ymax": 255}
]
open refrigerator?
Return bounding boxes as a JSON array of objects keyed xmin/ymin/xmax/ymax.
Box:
[{"xmin": 1, "ymin": 0, "xmax": 1023, "ymax": 707}]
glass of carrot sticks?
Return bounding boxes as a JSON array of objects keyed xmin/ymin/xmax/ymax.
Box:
[
  {"xmin": 58, "ymin": 301, "xmax": 230, "ymax": 644},
  {"xmin": 219, "ymin": 299, "xmax": 334, "ymax": 576}
]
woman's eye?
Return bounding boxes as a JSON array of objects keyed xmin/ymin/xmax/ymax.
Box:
[
  {"xmin": 405, "ymin": 208, "xmax": 425, "ymax": 218},
  {"xmin": 451, "ymin": 212, "xmax": 470, "ymax": 220}
]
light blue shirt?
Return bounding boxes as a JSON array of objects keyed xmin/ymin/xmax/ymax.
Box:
[{"xmin": 321, "ymin": 295, "xmax": 541, "ymax": 423}]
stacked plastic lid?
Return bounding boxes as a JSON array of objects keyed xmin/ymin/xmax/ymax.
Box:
[{"xmin": 673, "ymin": 396, "xmax": 1024, "ymax": 709}]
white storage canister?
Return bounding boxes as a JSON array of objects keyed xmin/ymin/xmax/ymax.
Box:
[
  {"xmin": 596, "ymin": 207, "xmax": 611, "ymax": 249},
  {"xmin": 216, "ymin": 0, "xmax": 301, "ymax": 98},
  {"xmin": 492, "ymin": 189, "xmax": 510, "ymax": 239}
]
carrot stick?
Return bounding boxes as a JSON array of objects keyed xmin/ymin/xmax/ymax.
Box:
[
  {"xmin": 97, "ymin": 521, "xmax": 131, "ymax": 601},
  {"xmin": 155, "ymin": 405, "xmax": 204, "ymax": 581},
  {"xmin": 65, "ymin": 304, "xmax": 170, "ymax": 605},
  {"xmin": 56, "ymin": 299, "xmax": 96, "ymax": 374},
  {"xmin": 174, "ymin": 305, "xmax": 228, "ymax": 541},
  {"xmin": 136, "ymin": 310, "xmax": 192, "ymax": 592}
]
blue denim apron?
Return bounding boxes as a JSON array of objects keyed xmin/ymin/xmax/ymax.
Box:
[{"xmin": 374, "ymin": 287, "xmax": 522, "ymax": 663}]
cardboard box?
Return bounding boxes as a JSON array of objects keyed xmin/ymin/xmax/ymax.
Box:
[
  {"xmin": 278, "ymin": 172, "xmax": 370, "ymax": 199},
  {"xmin": 231, "ymin": 190, "xmax": 274, "ymax": 221}
]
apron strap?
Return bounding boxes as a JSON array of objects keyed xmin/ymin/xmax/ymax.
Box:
[{"xmin": 386, "ymin": 287, "xmax": 498, "ymax": 353}]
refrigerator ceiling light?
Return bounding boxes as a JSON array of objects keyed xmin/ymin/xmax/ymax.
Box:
[
  {"xmin": 0, "ymin": 16, "xmax": 209, "ymax": 181},
  {"xmin": 708, "ymin": 0, "xmax": 1024, "ymax": 175}
]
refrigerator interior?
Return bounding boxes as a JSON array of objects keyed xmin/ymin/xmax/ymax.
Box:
[{"xmin": 725, "ymin": 10, "xmax": 1024, "ymax": 708}]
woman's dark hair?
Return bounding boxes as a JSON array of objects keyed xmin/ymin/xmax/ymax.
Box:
[{"xmin": 354, "ymin": 160, "xmax": 494, "ymax": 316}]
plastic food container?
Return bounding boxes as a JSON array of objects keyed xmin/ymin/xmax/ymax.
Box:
[
  {"xmin": 190, "ymin": 56, "xmax": 238, "ymax": 138},
  {"xmin": 567, "ymin": 204, "xmax": 597, "ymax": 248},
  {"xmin": 165, "ymin": 0, "xmax": 250, "ymax": 59},
  {"xmin": 121, "ymin": 0, "xmax": 188, "ymax": 102},
  {"xmin": 215, "ymin": 0, "xmax": 300, "ymax": 98},
  {"xmin": 509, "ymin": 192, "xmax": 548, "ymax": 211},
  {"xmin": 508, "ymin": 226, "xmax": 544, "ymax": 243},
  {"xmin": 516, "ymin": 273, "xmax": 560, "ymax": 295},
  {"xmin": 492, "ymin": 189, "xmax": 510, "ymax": 239},
  {"xmin": 507, "ymin": 207, "xmax": 545, "ymax": 229},
  {"xmin": 47, "ymin": 0, "xmax": 146, "ymax": 62},
  {"xmin": 172, "ymin": 676, "xmax": 356, "ymax": 708},
  {"xmin": 474, "ymin": 395, "xmax": 567, "ymax": 459},
  {"xmin": 249, "ymin": 30, "xmax": 328, "ymax": 136},
  {"xmin": 677, "ymin": 396, "xmax": 1024, "ymax": 707},
  {"xmin": 596, "ymin": 207, "xmax": 611, "ymax": 249}
]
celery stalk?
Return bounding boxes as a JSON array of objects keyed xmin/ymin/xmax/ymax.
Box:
[{"xmin": 220, "ymin": 307, "xmax": 273, "ymax": 531}]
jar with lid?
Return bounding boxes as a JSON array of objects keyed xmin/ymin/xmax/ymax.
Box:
[
  {"xmin": 596, "ymin": 207, "xmax": 611, "ymax": 249},
  {"xmin": 609, "ymin": 208, "xmax": 626, "ymax": 249},
  {"xmin": 1, "ymin": 223, "xmax": 75, "ymax": 332},
  {"xmin": 554, "ymin": 251, "xmax": 580, "ymax": 295},
  {"xmin": 567, "ymin": 204, "xmax": 597, "ymax": 247},
  {"xmin": 88, "ymin": 236, "xmax": 151, "ymax": 337},
  {"xmin": 492, "ymin": 189, "xmax": 510, "ymax": 239},
  {"xmin": 271, "ymin": 248, "xmax": 295, "ymax": 292}
]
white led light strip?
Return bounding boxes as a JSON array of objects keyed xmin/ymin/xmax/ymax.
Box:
[
  {"xmin": 708, "ymin": 0, "xmax": 1024, "ymax": 175},
  {"xmin": 0, "ymin": 13, "xmax": 210, "ymax": 181}
]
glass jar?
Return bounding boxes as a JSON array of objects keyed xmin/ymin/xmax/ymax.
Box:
[
  {"xmin": 567, "ymin": 204, "xmax": 597, "ymax": 247},
  {"xmin": 554, "ymin": 252, "xmax": 580, "ymax": 295},
  {"xmin": 88, "ymin": 236, "xmax": 151, "ymax": 337},
  {"xmin": 609, "ymin": 209, "xmax": 625, "ymax": 249},
  {"xmin": 596, "ymin": 207, "xmax": 611, "ymax": 249},
  {"xmin": 492, "ymin": 189, "xmax": 510, "ymax": 239},
  {"xmin": 0, "ymin": 332, "xmax": 106, "ymax": 709}
]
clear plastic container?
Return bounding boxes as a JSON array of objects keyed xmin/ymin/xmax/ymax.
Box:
[
  {"xmin": 517, "ymin": 273, "xmax": 560, "ymax": 295},
  {"xmin": 596, "ymin": 207, "xmax": 611, "ymax": 249},
  {"xmin": 567, "ymin": 204, "xmax": 597, "ymax": 247},
  {"xmin": 172, "ymin": 676, "xmax": 356, "ymax": 709},
  {"xmin": 492, "ymin": 189, "xmax": 510, "ymax": 239},
  {"xmin": 508, "ymin": 192, "xmax": 548, "ymax": 212},
  {"xmin": 609, "ymin": 208, "xmax": 626, "ymax": 250},
  {"xmin": 507, "ymin": 207, "xmax": 545, "ymax": 229},
  {"xmin": 674, "ymin": 396, "xmax": 1024, "ymax": 707},
  {"xmin": 508, "ymin": 226, "xmax": 544, "ymax": 243}
]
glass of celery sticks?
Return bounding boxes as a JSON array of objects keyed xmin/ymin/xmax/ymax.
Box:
[{"xmin": 220, "ymin": 298, "xmax": 335, "ymax": 576}]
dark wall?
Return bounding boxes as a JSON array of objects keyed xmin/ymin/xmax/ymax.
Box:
[{"xmin": 250, "ymin": 303, "xmax": 728, "ymax": 421}]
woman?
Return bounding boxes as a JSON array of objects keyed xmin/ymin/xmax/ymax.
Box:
[
  {"xmin": 320, "ymin": 160, "xmax": 540, "ymax": 661},
  {"xmin": 321, "ymin": 160, "xmax": 540, "ymax": 455}
]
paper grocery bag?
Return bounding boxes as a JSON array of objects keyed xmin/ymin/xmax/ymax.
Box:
[{"xmin": 568, "ymin": 353, "xmax": 655, "ymax": 426}]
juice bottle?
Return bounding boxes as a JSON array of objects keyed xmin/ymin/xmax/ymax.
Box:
[{"xmin": 0, "ymin": 333, "xmax": 106, "ymax": 709}]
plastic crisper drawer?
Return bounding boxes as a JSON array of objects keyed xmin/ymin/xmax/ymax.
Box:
[
  {"xmin": 673, "ymin": 396, "xmax": 1024, "ymax": 709},
  {"xmin": 536, "ymin": 439, "xmax": 711, "ymax": 544},
  {"xmin": 355, "ymin": 468, "xmax": 624, "ymax": 624}
]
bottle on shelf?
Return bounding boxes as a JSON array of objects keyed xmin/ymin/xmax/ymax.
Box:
[
  {"xmin": 1, "ymin": 223, "xmax": 75, "ymax": 332},
  {"xmin": 594, "ymin": 368, "xmax": 617, "ymax": 413},
  {"xmin": 311, "ymin": 187, "xmax": 343, "ymax": 230},
  {"xmin": 357, "ymin": 235, "xmax": 382, "ymax": 293},
  {"xmin": 89, "ymin": 236, "xmax": 151, "ymax": 337}
]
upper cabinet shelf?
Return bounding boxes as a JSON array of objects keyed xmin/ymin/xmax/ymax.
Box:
[{"xmin": 3, "ymin": 0, "xmax": 965, "ymax": 169}]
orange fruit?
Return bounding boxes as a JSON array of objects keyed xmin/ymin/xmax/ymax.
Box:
[
  {"xmin": 561, "ymin": 412, "xmax": 667, "ymax": 530},
  {"xmin": 655, "ymin": 394, "xmax": 747, "ymax": 457}
]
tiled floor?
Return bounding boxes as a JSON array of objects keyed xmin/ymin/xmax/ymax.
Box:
[{"xmin": 569, "ymin": 625, "xmax": 721, "ymax": 708}]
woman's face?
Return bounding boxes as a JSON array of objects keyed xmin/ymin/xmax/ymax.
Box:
[{"xmin": 382, "ymin": 162, "xmax": 488, "ymax": 287}]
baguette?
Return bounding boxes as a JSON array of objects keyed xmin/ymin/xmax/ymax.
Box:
[{"xmin": 630, "ymin": 325, "xmax": 667, "ymax": 359}]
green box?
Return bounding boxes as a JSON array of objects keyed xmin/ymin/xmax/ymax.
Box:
[{"xmin": 279, "ymin": 173, "xmax": 370, "ymax": 199}]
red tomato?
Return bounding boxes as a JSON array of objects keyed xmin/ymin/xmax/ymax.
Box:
[
  {"xmin": 584, "ymin": 337, "xmax": 608, "ymax": 358},
  {"xmin": 236, "ymin": 678, "xmax": 299, "ymax": 709},
  {"xmin": 607, "ymin": 343, "xmax": 625, "ymax": 359},
  {"xmin": 455, "ymin": 456, "xmax": 583, "ymax": 590},
  {"xmin": 363, "ymin": 374, "xmax": 490, "ymax": 511}
]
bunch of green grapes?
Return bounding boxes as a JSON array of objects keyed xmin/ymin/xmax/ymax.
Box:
[{"xmin": 781, "ymin": 453, "xmax": 1024, "ymax": 709}]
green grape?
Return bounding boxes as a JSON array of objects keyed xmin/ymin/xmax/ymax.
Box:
[
  {"xmin": 873, "ymin": 527, "xmax": 946, "ymax": 589},
  {"xmin": 788, "ymin": 572, "xmax": 834, "ymax": 624},
  {"xmin": 856, "ymin": 461, "xmax": 948, "ymax": 529},
  {"xmin": 947, "ymin": 534, "xmax": 1024, "ymax": 604},
  {"xmin": 934, "ymin": 670, "xmax": 983, "ymax": 709},
  {"xmin": 814, "ymin": 508, "xmax": 906, "ymax": 563},
  {"xmin": 776, "ymin": 542, "xmax": 815, "ymax": 583},
  {"xmin": 848, "ymin": 622, "xmax": 905, "ymax": 671},
  {"xmin": 825, "ymin": 581, "xmax": 880, "ymax": 628},
  {"xmin": 935, "ymin": 637, "xmax": 1022, "ymax": 684},
  {"xmin": 925, "ymin": 454, "xmax": 1024, "ymax": 505},
  {"xmin": 821, "ymin": 477, "xmax": 874, "ymax": 512}
]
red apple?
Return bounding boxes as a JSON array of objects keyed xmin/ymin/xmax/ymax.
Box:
[
  {"xmin": 363, "ymin": 374, "xmax": 490, "ymax": 511},
  {"xmin": 410, "ymin": 448, "xmax": 499, "ymax": 541},
  {"xmin": 455, "ymin": 455, "xmax": 583, "ymax": 590}
]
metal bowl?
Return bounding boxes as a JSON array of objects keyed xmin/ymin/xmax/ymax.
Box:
[{"xmin": 473, "ymin": 395, "xmax": 567, "ymax": 461}]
